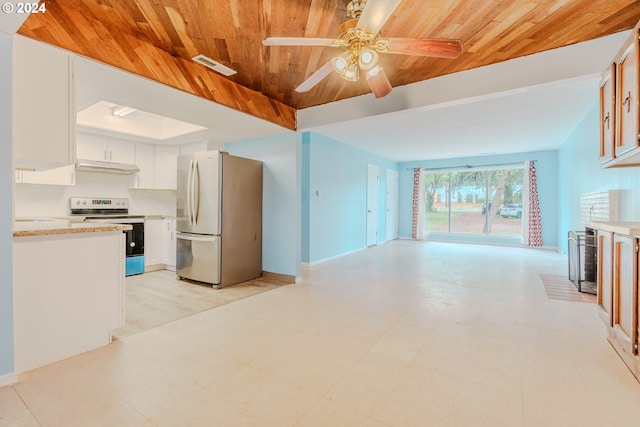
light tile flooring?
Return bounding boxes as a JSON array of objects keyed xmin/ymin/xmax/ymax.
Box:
[
  {"xmin": 113, "ymin": 270, "xmax": 289, "ymax": 339},
  {"xmin": 2, "ymin": 240, "xmax": 640, "ymax": 426}
]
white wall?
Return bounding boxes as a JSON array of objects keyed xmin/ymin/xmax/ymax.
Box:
[
  {"xmin": 0, "ymin": 32, "xmax": 14, "ymax": 379},
  {"xmin": 225, "ymin": 133, "xmax": 302, "ymax": 278}
]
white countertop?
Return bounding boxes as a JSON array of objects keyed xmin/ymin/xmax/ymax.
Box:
[
  {"xmin": 589, "ymin": 221, "xmax": 640, "ymax": 237},
  {"xmin": 14, "ymin": 219, "xmax": 132, "ymax": 237}
]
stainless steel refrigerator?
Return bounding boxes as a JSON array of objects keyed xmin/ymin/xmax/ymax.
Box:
[{"xmin": 176, "ymin": 150, "xmax": 263, "ymax": 287}]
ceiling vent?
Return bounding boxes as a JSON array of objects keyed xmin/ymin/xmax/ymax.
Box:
[{"xmin": 192, "ymin": 54, "xmax": 237, "ymax": 76}]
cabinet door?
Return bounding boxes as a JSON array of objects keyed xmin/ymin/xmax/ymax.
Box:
[
  {"xmin": 107, "ymin": 138, "xmax": 136, "ymax": 164},
  {"xmin": 134, "ymin": 144, "xmax": 155, "ymax": 189},
  {"xmin": 600, "ymin": 63, "xmax": 616, "ymax": 164},
  {"xmin": 77, "ymin": 133, "xmax": 108, "ymax": 161},
  {"xmin": 13, "ymin": 37, "xmax": 75, "ymax": 170},
  {"xmin": 598, "ymin": 230, "xmax": 614, "ymax": 326},
  {"xmin": 155, "ymin": 146, "xmax": 179, "ymax": 190},
  {"xmin": 616, "ymin": 33, "xmax": 639, "ymax": 157},
  {"xmin": 144, "ymin": 219, "xmax": 164, "ymax": 267},
  {"xmin": 162, "ymin": 218, "xmax": 176, "ymax": 270},
  {"xmin": 612, "ymin": 234, "xmax": 638, "ymax": 355}
]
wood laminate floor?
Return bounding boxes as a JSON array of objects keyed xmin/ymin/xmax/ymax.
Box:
[{"xmin": 112, "ymin": 270, "xmax": 289, "ymax": 339}]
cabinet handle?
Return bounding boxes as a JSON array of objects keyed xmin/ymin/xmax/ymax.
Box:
[
  {"xmin": 603, "ymin": 112, "xmax": 610, "ymax": 129},
  {"xmin": 623, "ymin": 91, "xmax": 632, "ymax": 113}
]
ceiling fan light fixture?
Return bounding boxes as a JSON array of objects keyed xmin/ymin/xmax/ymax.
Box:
[
  {"xmin": 358, "ymin": 47, "xmax": 379, "ymax": 71},
  {"xmin": 331, "ymin": 55, "xmax": 349, "ymax": 75},
  {"xmin": 342, "ymin": 62, "xmax": 360, "ymax": 82}
]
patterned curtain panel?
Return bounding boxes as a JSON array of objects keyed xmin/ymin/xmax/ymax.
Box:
[
  {"xmin": 527, "ymin": 160, "xmax": 543, "ymax": 246},
  {"xmin": 412, "ymin": 168, "xmax": 420, "ymax": 239},
  {"xmin": 411, "ymin": 168, "xmax": 427, "ymax": 240}
]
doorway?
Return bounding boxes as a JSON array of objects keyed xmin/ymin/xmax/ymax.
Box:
[{"xmin": 367, "ymin": 164, "xmax": 379, "ymax": 247}]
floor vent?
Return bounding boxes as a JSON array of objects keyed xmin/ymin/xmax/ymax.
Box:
[{"xmin": 192, "ymin": 54, "xmax": 237, "ymax": 76}]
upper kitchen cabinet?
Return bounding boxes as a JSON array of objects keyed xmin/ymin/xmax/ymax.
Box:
[
  {"xmin": 600, "ymin": 22, "xmax": 640, "ymax": 167},
  {"xmin": 77, "ymin": 132, "xmax": 135, "ymax": 164},
  {"xmin": 599, "ymin": 64, "xmax": 616, "ymax": 165},
  {"xmin": 133, "ymin": 144, "xmax": 178, "ymax": 190},
  {"xmin": 13, "ymin": 36, "xmax": 76, "ymax": 171}
]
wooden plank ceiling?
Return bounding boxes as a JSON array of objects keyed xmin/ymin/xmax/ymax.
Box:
[{"xmin": 18, "ymin": 0, "xmax": 640, "ymax": 131}]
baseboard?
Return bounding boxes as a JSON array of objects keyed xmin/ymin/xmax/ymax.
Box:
[
  {"xmin": 144, "ymin": 264, "xmax": 167, "ymax": 273},
  {"xmin": 261, "ymin": 271, "xmax": 296, "ymax": 284},
  {"xmin": 303, "ymin": 247, "xmax": 367, "ymax": 266},
  {"xmin": 0, "ymin": 372, "xmax": 17, "ymax": 387}
]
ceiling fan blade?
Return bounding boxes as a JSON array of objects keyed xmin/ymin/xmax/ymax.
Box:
[
  {"xmin": 263, "ymin": 37, "xmax": 336, "ymax": 47},
  {"xmin": 295, "ymin": 61, "xmax": 334, "ymax": 93},
  {"xmin": 366, "ymin": 69, "xmax": 392, "ymax": 98},
  {"xmin": 356, "ymin": 0, "xmax": 403, "ymax": 35},
  {"xmin": 386, "ymin": 38, "xmax": 463, "ymax": 58}
]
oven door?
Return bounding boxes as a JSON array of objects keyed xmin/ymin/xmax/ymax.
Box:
[{"xmin": 85, "ymin": 217, "xmax": 145, "ymax": 276}]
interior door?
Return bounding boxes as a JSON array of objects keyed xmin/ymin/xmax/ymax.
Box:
[
  {"xmin": 386, "ymin": 169, "xmax": 399, "ymax": 241},
  {"xmin": 367, "ymin": 164, "xmax": 379, "ymax": 247}
]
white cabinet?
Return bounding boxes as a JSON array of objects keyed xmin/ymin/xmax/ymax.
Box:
[
  {"xmin": 163, "ymin": 217, "xmax": 176, "ymax": 271},
  {"xmin": 13, "ymin": 36, "xmax": 75, "ymax": 171},
  {"xmin": 16, "ymin": 164, "xmax": 75, "ymax": 186},
  {"xmin": 144, "ymin": 218, "xmax": 176, "ymax": 271},
  {"xmin": 155, "ymin": 146, "xmax": 179, "ymax": 190},
  {"xmin": 144, "ymin": 218, "xmax": 165, "ymax": 270},
  {"xmin": 77, "ymin": 133, "xmax": 135, "ymax": 164},
  {"xmin": 134, "ymin": 144, "xmax": 178, "ymax": 190},
  {"xmin": 135, "ymin": 144, "xmax": 155, "ymax": 189}
]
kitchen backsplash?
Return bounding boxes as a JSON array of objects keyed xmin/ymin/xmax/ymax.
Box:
[{"xmin": 15, "ymin": 170, "xmax": 176, "ymax": 218}]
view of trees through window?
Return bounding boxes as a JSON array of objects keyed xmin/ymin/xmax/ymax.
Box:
[{"xmin": 424, "ymin": 167, "xmax": 525, "ymax": 236}]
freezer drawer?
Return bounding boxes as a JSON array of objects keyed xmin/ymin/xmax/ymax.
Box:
[{"xmin": 176, "ymin": 233, "xmax": 220, "ymax": 285}]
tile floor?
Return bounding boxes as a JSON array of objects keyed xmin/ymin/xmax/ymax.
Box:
[{"xmin": 2, "ymin": 240, "xmax": 640, "ymax": 426}]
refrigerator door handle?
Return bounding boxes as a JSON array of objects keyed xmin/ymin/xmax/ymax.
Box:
[
  {"xmin": 187, "ymin": 159, "xmax": 194, "ymax": 226},
  {"xmin": 193, "ymin": 159, "xmax": 201, "ymax": 225}
]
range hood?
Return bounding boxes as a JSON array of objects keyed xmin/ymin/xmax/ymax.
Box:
[{"xmin": 75, "ymin": 159, "xmax": 140, "ymax": 174}]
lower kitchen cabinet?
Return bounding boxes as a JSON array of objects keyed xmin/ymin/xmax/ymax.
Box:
[
  {"xmin": 144, "ymin": 218, "xmax": 165, "ymax": 270},
  {"xmin": 144, "ymin": 217, "xmax": 176, "ymax": 271},
  {"xmin": 597, "ymin": 230, "xmax": 614, "ymax": 326},
  {"xmin": 595, "ymin": 223, "xmax": 640, "ymax": 381},
  {"xmin": 163, "ymin": 217, "xmax": 176, "ymax": 271}
]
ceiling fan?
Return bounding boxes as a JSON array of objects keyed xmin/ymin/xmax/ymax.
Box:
[{"xmin": 263, "ymin": 0, "xmax": 463, "ymax": 98}]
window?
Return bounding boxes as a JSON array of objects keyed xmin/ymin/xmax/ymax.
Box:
[{"xmin": 424, "ymin": 166, "xmax": 525, "ymax": 237}]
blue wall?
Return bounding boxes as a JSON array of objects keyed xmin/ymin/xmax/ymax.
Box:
[
  {"xmin": 558, "ymin": 102, "xmax": 640, "ymax": 253},
  {"xmin": 0, "ymin": 33, "xmax": 14, "ymax": 378},
  {"xmin": 225, "ymin": 132, "xmax": 302, "ymax": 278},
  {"xmin": 303, "ymin": 132, "xmax": 398, "ymax": 263},
  {"xmin": 398, "ymin": 150, "xmax": 559, "ymax": 248}
]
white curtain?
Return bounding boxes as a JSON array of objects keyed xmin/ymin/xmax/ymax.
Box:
[{"xmin": 412, "ymin": 168, "xmax": 427, "ymax": 240}]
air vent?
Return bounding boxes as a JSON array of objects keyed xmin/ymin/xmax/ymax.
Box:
[{"xmin": 192, "ymin": 54, "xmax": 237, "ymax": 76}]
